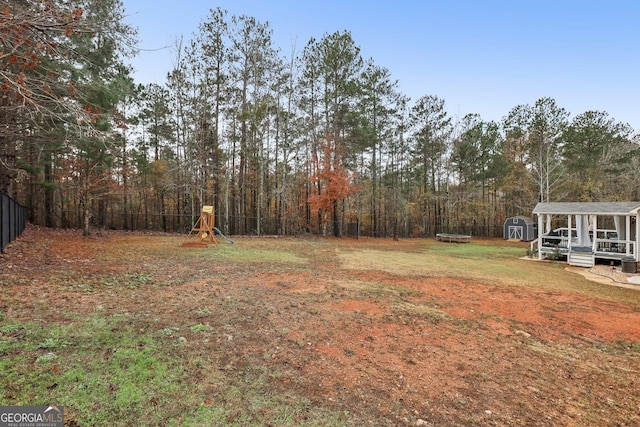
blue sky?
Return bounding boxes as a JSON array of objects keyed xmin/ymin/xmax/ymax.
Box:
[{"xmin": 123, "ymin": 0, "xmax": 640, "ymax": 131}]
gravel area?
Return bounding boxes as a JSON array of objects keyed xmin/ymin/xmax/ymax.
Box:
[{"xmin": 589, "ymin": 264, "xmax": 640, "ymax": 284}]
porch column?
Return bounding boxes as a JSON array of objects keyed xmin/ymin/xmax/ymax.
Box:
[
  {"xmin": 626, "ymin": 215, "xmax": 632, "ymax": 255},
  {"xmin": 538, "ymin": 214, "xmax": 544, "ymax": 260},
  {"xmin": 567, "ymin": 214, "xmax": 572, "ymax": 251},
  {"xmin": 591, "ymin": 215, "xmax": 598, "ymax": 253},
  {"xmin": 636, "ymin": 213, "xmax": 639, "ymax": 261}
]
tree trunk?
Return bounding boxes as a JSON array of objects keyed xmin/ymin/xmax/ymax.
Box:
[
  {"xmin": 44, "ymin": 153, "xmax": 55, "ymax": 227},
  {"xmin": 333, "ymin": 199, "xmax": 341, "ymax": 237}
]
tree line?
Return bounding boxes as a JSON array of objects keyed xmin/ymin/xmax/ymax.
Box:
[{"xmin": 2, "ymin": 2, "xmax": 639, "ymax": 238}]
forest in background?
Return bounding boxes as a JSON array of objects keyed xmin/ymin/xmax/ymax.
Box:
[{"xmin": 2, "ymin": 1, "xmax": 639, "ymax": 238}]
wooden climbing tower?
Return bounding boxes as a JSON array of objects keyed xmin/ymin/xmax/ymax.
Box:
[{"xmin": 182, "ymin": 206, "xmax": 218, "ymax": 248}]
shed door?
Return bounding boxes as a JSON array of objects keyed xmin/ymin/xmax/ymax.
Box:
[{"xmin": 508, "ymin": 226, "xmax": 523, "ymax": 240}]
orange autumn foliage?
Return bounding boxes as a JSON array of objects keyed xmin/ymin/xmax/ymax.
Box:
[{"xmin": 308, "ymin": 135, "xmax": 361, "ymax": 215}]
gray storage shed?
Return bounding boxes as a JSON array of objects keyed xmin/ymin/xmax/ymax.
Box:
[{"xmin": 504, "ymin": 216, "xmax": 536, "ymax": 241}]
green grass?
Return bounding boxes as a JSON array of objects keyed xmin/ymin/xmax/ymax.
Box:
[
  {"xmin": 389, "ymin": 302, "xmax": 449, "ymax": 324},
  {"xmin": 336, "ymin": 240, "xmax": 638, "ymax": 300},
  {"xmin": 0, "ymin": 315, "xmax": 189, "ymax": 424},
  {"xmin": 0, "ymin": 310, "xmax": 346, "ymax": 426},
  {"xmin": 189, "ymin": 323, "xmax": 212, "ymax": 332},
  {"xmin": 158, "ymin": 239, "xmax": 309, "ymax": 266},
  {"xmin": 214, "ymin": 245, "xmax": 309, "ymax": 265},
  {"xmin": 424, "ymin": 240, "xmax": 525, "ymax": 259}
]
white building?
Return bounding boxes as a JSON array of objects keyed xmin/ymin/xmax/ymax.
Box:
[{"xmin": 532, "ymin": 202, "xmax": 640, "ymax": 268}]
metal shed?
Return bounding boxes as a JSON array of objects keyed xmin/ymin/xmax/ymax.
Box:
[{"xmin": 504, "ymin": 216, "xmax": 536, "ymax": 241}]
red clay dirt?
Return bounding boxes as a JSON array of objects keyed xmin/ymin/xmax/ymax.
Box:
[{"xmin": 1, "ymin": 226, "xmax": 639, "ymax": 426}]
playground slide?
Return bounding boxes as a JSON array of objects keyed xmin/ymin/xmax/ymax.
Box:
[{"xmin": 213, "ymin": 227, "xmax": 234, "ymax": 244}]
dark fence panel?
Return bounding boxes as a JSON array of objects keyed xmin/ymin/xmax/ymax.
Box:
[{"xmin": 1, "ymin": 193, "xmax": 28, "ymax": 252}]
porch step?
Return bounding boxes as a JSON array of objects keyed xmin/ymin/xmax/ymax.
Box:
[{"xmin": 568, "ymin": 252, "xmax": 595, "ymax": 268}]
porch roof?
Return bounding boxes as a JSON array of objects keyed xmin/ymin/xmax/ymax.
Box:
[{"xmin": 532, "ymin": 202, "xmax": 640, "ymax": 216}]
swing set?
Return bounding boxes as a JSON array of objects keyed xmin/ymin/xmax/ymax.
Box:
[{"xmin": 182, "ymin": 206, "xmax": 233, "ymax": 247}]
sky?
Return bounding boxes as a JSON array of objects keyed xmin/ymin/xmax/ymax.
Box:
[{"xmin": 122, "ymin": 0, "xmax": 640, "ymax": 131}]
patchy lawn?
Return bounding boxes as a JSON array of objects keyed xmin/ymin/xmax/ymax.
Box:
[{"xmin": 1, "ymin": 226, "xmax": 639, "ymax": 426}]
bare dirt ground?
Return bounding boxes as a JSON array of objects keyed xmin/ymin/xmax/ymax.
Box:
[{"xmin": 1, "ymin": 225, "xmax": 640, "ymax": 426}]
